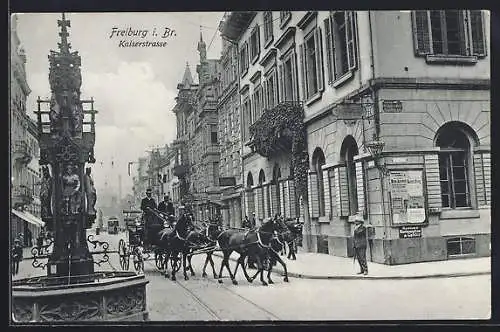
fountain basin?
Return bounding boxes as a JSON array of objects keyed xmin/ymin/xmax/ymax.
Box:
[{"xmin": 12, "ymin": 271, "xmax": 149, "ymax": 322}]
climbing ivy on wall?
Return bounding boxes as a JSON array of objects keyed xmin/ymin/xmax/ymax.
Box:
[{"xmin": 249, "ymin": 102, "xmax": 309, "ymax": 200}]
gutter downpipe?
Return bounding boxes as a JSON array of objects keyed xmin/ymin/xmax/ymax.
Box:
[{"xmin": 368, "ymin": 11, "xmax": 387, "ymax": 253}]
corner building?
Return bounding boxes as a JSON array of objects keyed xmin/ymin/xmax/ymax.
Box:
[{"xmin": 223, "ymin": 10, "xmax": 490, "ymax": 264}]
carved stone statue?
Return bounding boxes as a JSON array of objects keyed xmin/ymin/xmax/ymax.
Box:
[
  {"xmin": 71, "ymin": 91, "xmax": 83, "ymax": 137},
  {"xmin": 49, "ymin": 93, "xmax": 61, "ymax": 132},
  {"xmin": 40, "ymin": 166, "xmax": 53, "ymax": 228},
  {"xmin": 62, "ymin": 164, "xmax": 81, "ymax": 215},
  {"xmin": 84, "ymin": 167, "xmax": 97, "ymax": 225}
]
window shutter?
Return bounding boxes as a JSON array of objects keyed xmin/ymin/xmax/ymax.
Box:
[
  {"xmin": 412, "ymin": 10, "xmax": 432, "ymax": 55},
  {"xmin": 324, "ymin": 17, "xmax": 334, "ymax": 84},
  {"xmin": 270, "ymin": 184, "xmax": 279, "ymax": 216},
  {"xmin": 278, "ymin": 63, "xmax": 284, "ymax": 103},
  {"xmin": 288, "ymin": 179, "xmax": 297, "ymax": 218},
  {"xmin": 257, "ymin": 26, "xmax": 261, "ymax": 57},
  {"xmin": 346, "ymin": 11, "xmax": 357, "ymax": 70},
  {"xmin": 335, "ymin": 166, "xmax": 350, "ymax": 217},
  {"xmin": 470, "ymin": 10, "xmax": 487, "ymax": 57},
  {"xmin": 328, "ymin": 169, "xmax": 337, "ymax": 216},
  {"xmin": 263, "ymin": 81, "xmax": 268, "ymax": 109},
  {"xmin": 322, "ymin": 168, "xmax": 331, "ymax": 219},
  {"xmin": 473, "ymin": 153, "xmax": 486, "ymax": 206},
  {"xmin": 245, "ymin": 42, "xmax": 249, "ymax": 70},
  {"xmin": 291, "ymin": 52, "xmax": 299, "ymax": 101},
  {"xmin": 308, "ymin": 172, "xmax": 320, "ymax": 218},
  {"xmin": 280, "ymin": 181, "xmax": 287, "ymax": 216},
  {"xmin": 355, "ymin": 161, "xmax": 366, "ymax": 215},
  {"xmin": 315, "ymin": 27, "xmax": 325, "ymax": 92},
  {"xmin": 299, "ymin": 43, "xmax": 307, "ymax": 101},
  {"xmin": 424, "ymin": 154, "xmax": 442, "ymax": 209},
  {"xmin": 256, "ymin": 187, "xmax": 264, "ymax": 219},
  {"xmin": 263, "ymin": 185, "xmax": 270, "ymax": 218},
  {"xmin": 245, "ymin": 189, "xmax": 255, "ymax": 216}
]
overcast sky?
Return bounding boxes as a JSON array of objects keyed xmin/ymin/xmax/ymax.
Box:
[{"xmin": 15, "ymin": 12, "xmax": 224, "ymax": 198}]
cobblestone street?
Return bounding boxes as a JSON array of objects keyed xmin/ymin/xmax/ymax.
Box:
[{"xmin": 13, "ymin": 230, "xmax": 491, "ymax": 321}]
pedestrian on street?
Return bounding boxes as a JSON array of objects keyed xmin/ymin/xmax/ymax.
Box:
[
  {"xmin": 353, "ymin": 215, "xmax": 368, "ymax": 275},
  {"xmin": 11, "ymin": 238, "xmax": 23, "ymax": 276},
  {"xmin": 140, "ymin": 188, "xmax": 157, "ymax": 246}
]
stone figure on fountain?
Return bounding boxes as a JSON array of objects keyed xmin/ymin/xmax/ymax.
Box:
[
  {"xmin": 40, "ymin": 165, "xmax": 53, "ymax": 230},
  {"xmin": 84, "ymin": 167, "xmax": 97, "ymax": 227},
  {"xmin": 71, "ymin": 91, "xmax": 83, "ymax": 138},
  {"xmin": 62, "ymin": 164, "xmax": 81, "ymax": 215},
  {"xmin": 49, "ymin": 92, "xmax": 61, "ymax": 133}
]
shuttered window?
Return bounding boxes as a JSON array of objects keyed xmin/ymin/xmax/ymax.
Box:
[
  {"xmin": 288, "ymin": 179, "xmax": 297, "ymax": 218},
  {"xmin": 299, "ymin": 27, "xmax": 325, "ymax": 100},
  {"xmin": 424, "ymin": 154, "xmax": 442, "ymax": 209},
  {"xmin": 324, "ymin": 11, "xmax": 358, "ymax": 81},
  {"xmin": 256, "ymin": 187, "xmax": 264, "ymax": 219},
  {"xmin": 250, "ymin": 26, "xmax": 261, "ymax": 62},
  {"xmin": 328, "ymin": 169, "xmax": 337, "ymax": 217},
  {"xmin": 412, "ymin": 10, "xmax": 487, "ymax": 57}
]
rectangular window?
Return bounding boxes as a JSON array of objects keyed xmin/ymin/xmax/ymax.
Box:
[
  {"xmin": 280, "ymin": 50, "xmax": 298, "ymax": 102},
  {"xmin": 239, "ymin": 42, "xmax": 249, "ymax": 75},
  {"xmin": 300, "ymin": 27, "xmax": 324, "ymax": 100},
  {"xmin": 264, "ymin": 11, "xmax": 273, "ymax": 44},
  {"xmin": 439, "ymin": 151, "xmax": 470, "ymax": 208},
  {"xmin": 242, "ymin": 98, "xmax": 252, "ymax": 142},
  {"xmin": 265, "ymin": 69, "xmax": 278, "ymax": 108},
  {"xmin": 250, "ymin": 26, "xmax": 261, "ymax": 62},
  {"xmin": 324, "ymin": 11, "xmax": 357, "ymax": 82},
  {"xmin": 211, "ymin": 124, "xmax": 218, "ymax": 144},
  {"xmin": 447, "ymin": 237, "xmax": 476, "ymax": 256},
  {"xmin": 412, "ymin": 10, "xmax": 487, "ymax": 57},
  {"xmin": 280, "ymin": 11, "xmax": 291, "ymax": 27},
  {"xmin": 252, "ymin": 84, "xmax": 264, "ymax": 122}
]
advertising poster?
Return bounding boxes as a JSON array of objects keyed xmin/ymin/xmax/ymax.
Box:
[{"xmin": 389, "ymin": 170, "xmax": 426, "ymax": 225}]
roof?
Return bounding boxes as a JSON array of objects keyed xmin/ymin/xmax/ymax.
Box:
[{"xmin": 181, "ymin": 62, "xmax": 194, "ymax": 88}]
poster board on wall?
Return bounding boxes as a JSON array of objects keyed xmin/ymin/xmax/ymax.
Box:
[{"xmin": 389, "ymin": 170, "xmax": 427, "ymax": 225}]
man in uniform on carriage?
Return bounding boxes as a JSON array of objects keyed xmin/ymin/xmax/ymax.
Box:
[{"xmin": 141, "ymin": 188, "xmax": 157, "ymax": 247}]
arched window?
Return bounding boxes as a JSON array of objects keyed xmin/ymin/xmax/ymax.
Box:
[
  {"xmin": 272, "ymin": 164, "xmax": 282, "ymax": 216},
  {"xmin": 312, "ymin": 148, "xmax": 326, "ymax": 216},
  {"xmin": 246, "ymin": 172, "xmax": 254, "ymax": 188},
  {"xmin": 436, "ymin": 122, "xmax": 478, "ymax": 209},
  {"xmin": 340, "ymin": 136, "xmax": 359, "ymax": 215}
]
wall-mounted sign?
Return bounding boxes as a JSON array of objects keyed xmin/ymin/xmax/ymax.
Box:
[
  {"xmin": 399, "ymin": 226, "xmax": 422, "ymax": 238},
  {"xmin": 219, "ymin": 177, "xmax": 236, "ymax": 186},
  {"xmin": 389, "ymin": 170, "xmax": 426, "ymax": 225},
  {"xmin": 392, "ymin": 157, "xmax": 408, "ymax": 164},
  {"xmin": 383, "ymin": 100, "xmax": 403, "ymax": 113}
]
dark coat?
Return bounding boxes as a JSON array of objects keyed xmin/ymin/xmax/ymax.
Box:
[
  {"xmin": 157, "ymin": 201, "xmax": 167, "ymax": 213},
  {"xmin": 166, "ymin": 202, "xmax": 175, "ymax": 215},
  {"xmin": 12, "ymin": 244, "xmax": 23, "ymax": 261},
  {"xmin": 353, "ymin": 224, "xmax": 367, "ymax": 249},
  {"xmin": 141, "ymin": 197, "xmax": 157, "ymax": 213}
]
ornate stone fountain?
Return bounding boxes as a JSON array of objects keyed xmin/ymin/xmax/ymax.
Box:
[{"xmin": 11, "ymin": 13, "xmax": 148, "ymax": 322}]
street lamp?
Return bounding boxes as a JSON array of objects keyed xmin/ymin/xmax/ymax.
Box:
[{"xmin": 366, "ymin": 137, "xmax": 389, "ymax": 176}]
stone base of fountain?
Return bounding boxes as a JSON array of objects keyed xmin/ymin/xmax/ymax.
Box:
[{"xmin": 12, "ymin": 271, "xmax": 149, "ymax": 322}]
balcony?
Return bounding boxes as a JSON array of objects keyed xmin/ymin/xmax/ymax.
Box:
[
  {"xmin": 248, "ymin": 101, "xmax": 304, "ymax": 158},
  {"xmin": 173, "ymin": 164, "xmax": 189, "ymax": 177},
  {"xmin": 11, "ymin": 185, "xmax": 33, "ymax": 209},
  {"xmin": 12, "ymin": 140, "xmax": 32, "ymax": 165}
]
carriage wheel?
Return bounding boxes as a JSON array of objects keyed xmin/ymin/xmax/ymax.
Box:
[
  {"xmin": 171, "ymin": 253, "xmax": 181, "ymax": 273},
  {"xmin": 118, "ymin": 239, "xmax": 130, "ymax": 271},
  {"xmin": 155, "ymin": 251, "xmax": 164, "ymax": 270}
]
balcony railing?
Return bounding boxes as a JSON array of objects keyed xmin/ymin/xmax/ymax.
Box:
[
  {"xmin": 11, "ymin": 185, "xmax": 33, "ymax": 208},
  {"xmin": 12, "ymin": 140, "xmax": 32, "ymax": 165}
]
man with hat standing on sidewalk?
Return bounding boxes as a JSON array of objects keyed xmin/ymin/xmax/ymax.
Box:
[
  {"xmin": 11, "ymin": 238, "xmax": 23, "ymax": 276},
  {"xmin": 353, "ymin": 214, "xmax": 368, "ymax": 275}
]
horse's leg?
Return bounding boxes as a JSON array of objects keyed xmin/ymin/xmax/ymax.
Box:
[
  {"xmin": 254, "ymin": 254, "xmax": 268, "ymax": 286},
  {"xmin": 202, "ymin": 254, "xmax": 210, "ymax": 277},
  {"xmin": 274, "ymin": 251, "xmax": 289, "ymax": 282},
  {"xmin": 217, "ymin": 251, "xmax": 228, "ymax": 284},
  {"xmin": 164, "ymin": 251, "xmax": 170, "ymax": 278},
  {"xmin": 291, "ymin": 240, "xmax": 297, "ymax": 260},
  {"xmin": 239, "ymin": 254, "xmax": 254, "ymax": 283},
  {"xmin": 183, "ymin": 250, "xmax": 189, "ymax": 281},
  {"xmin": 208, "ymin": 253, "xmax": 218, "ymax": 279},
  {"xmin": 171, "ymin": 251, "xmax": 177, "ymax": 281},
  {"xmin": 222, "ymin": 250, "xmax": 238, "ymax": 285},
  {"xmin": 187, "ymin": 249, "xmax": 195, "ymax": 276},
  {"xmin": 232, "ymin": 254, "xmax": 243, "ymax": 278}
]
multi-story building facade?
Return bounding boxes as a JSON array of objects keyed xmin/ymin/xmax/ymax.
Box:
[
  {"xmin": 10, "ymin": 14, "xmax": 44, "ymax": 246},
  {"xmin": 221, "ymin": 10, "xmax": 490, "ymax": 264},
  {"xmin": 216, "ymin": 35, "xmax": 243, "ymax": 227},
  {"xmin": 172, "ymin": 34, "xmax": 223, "ymax": 222}
]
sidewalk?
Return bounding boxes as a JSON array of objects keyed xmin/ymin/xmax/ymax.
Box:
[{"xmin": 212, "ymin": 247, "xmax": 490, "ymax": 280}]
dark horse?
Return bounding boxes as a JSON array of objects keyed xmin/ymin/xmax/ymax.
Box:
[
  {"xmin": 150, "ymin": 210, "xmax": 194, "ymax": 281},
  {"xmin": 184, "ymin": 220, "xmax": 224, "ymax": 279},
  {"xmin": 279, "ymin": 217, "xmax": 303, "ymax": 260},
  {"xmin": 216, "ymin": 216, "xmax": 282, "ymax": 286}
]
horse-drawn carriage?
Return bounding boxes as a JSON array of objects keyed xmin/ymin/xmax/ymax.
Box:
[{"xmin": 117, "ymin": 209, "xmax": 169, "ymax": 272}]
